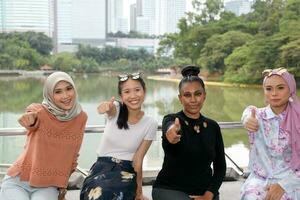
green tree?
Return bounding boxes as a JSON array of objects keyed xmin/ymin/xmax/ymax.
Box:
[
  {"xmin": 22, "ymin": 32, "xmax": 53, "ymax": 55},
  {"xmin": 224, "ymin": 35, "xmax": 287, "ymax": 83},
  {"xmin": 77, "ymin": 57, "xmax": 100, "ymax": 73},
  {"xmin": 52, "ymin": 53, "xmax": 80, "ymax": 71},
  {"xmin": 199, "ymin": 31, "xmax": 253, "ymax": 73},
  {"xmin": 192, "ymin": 0, "xmax": 224, "ymax": 23},
  {"xmin": 278, "ymin": 39, "xmax": 300, "ymax": 75}
]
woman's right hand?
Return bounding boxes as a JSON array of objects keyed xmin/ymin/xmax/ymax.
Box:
[
  {"xmin": 244, "ymin": 109, "xmax": 259, "ymax": 132},
  {"xmin": 18, "ymin": 112, "xmax": 37, "ymax": 127},
  {"xmin": 166, "ymin": 118, "xmax": 182, "ymax": 144},
  {"xmin": 97, "ymin": 97, "xmax": 115, "ymax": 114}
]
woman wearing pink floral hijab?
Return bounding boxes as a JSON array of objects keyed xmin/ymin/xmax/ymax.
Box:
[{"xmin": 242, "ymin": 68, "xmax": 300, "ymax": 200}]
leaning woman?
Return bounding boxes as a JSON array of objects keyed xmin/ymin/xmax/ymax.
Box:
[{"xmin": 0, "ymin": 72, "xmax": 88, "ymax": 200}]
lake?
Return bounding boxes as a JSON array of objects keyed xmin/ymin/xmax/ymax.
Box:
[{"xmin": 1, "ymin": 74, "xmax": 298, "ymax": 171}]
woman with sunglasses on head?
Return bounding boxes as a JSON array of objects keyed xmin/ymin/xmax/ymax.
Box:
[
  {"xmin": 241, "ymin": 68, "xmax": 300, "ymax": 200},
  {"xmin": 80, "ymin": 72, "xmax": 158, "ymax": 200},
  {"xmin": 152, "ymin": 66, "xmax": 226, "ymax": 200},
  {"xmin": 0, "ymin": 72, "xmax": 88, "ymax": 200}
]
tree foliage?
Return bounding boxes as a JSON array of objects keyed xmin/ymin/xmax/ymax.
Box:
[
  {"xmin": 0, "ymin": 32, "xmax": 46, "ymax": 70},
  {"xmin": 158, "ymin": 0, "xmax": 300, "ymax": 83}
]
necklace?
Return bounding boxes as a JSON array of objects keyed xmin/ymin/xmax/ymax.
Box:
[
  {"xmin": 184, "ymin": 120, "xmax": 208, "ymax": 134},
  {"xmin": 194, "ymin": 125, "xmax": 200, "ymax": 133}
]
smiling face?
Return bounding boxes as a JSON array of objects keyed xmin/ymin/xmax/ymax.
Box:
[
  {"xmin": 53, "ymin": 81, "xmax": 76, "ymax": 111},
  {"xmin": 119, "ymin": 79, "xmax": 145, "ymax": 111},
  {"xmin": 264, "ymin": 75, "xmax": 290, "ymax": 114},
  {"xmin": 179, "ymin": 81, "xmax": 206, "ymax": 119}
]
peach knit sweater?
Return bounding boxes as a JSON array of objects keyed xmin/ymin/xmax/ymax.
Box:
[{"xmin": 7, "ymin": 104, "xmax": 87, "ymax": 188}]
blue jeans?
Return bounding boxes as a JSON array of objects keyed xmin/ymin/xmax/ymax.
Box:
[{"xmin": 0, "ymin": 175, "xmax": 58, "ymax": 200}]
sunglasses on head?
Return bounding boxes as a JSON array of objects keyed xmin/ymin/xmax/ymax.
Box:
[
  {"xmin": 118, "ymin": 72, "xmax": 141, "ymax": 82},
  {"xmin": 262, "ymin": 67, "xmax": 288, "ymax": 77}
]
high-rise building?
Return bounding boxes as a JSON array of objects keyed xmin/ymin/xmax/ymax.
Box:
[
  {"xmin": 136, "ymin": 0, "xmax": 143, "ymax": 16},
  {"xmin": 118, "ymin": 18, "xmax": 128, "ymax": 33},
  {"xmin": 134, "ymin": 0, "xmax": 187, "ymax": 35},
  {"xmin": 107, "ymin": 0, "xmax": 127, "ymax": 33},
  {"xmin": 0, "ymin": 0, "xmax": 52, "ymax": 36},
  {"xmin": 72, "ymin": 0, "xmax": 106, "ymax": 42},
  {"xmin": 54, "ymin": 0, "xmax": 106, "ymax": 52},
  {"xmin": 56, "ymin": 0, "xmax": 72, "ymax": 44},
  {"xmin": 224, "ymin": 0, "xmax": 252, "ymax": 16},
  {"xmin": 157, "ymin": 0, "xmax": 186, "ymax": 34},
  {"xmin": 130, "ymin": 4, "xmax": 137, "ymax": 31},
  {"xmin": 136, "ymin": 0, "xmax": 156, "ymax": 35}
]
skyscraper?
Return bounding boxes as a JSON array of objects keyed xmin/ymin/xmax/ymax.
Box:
[
  {"xmin": 158, "ymin": 0, "xmax": 186, "ymax": 34},
  {"xmin": 130, "ymin": 4, "xmax": 137, "ymax": 31},
  {"xmin": 56, "ymin": 0, "xmax": 72, "ymax": 44},
  {"xmin": 136, "ymin": 0, "xmax": 156, "ymax": 35},
  {"xmin": 107, "ymin": 0, "xmax": 127, "ymax": 34},
  {"xmin": 134, "ymin": 0, "xmax": 187, "ymax": 35},
  {"xmin": 0, "ymin": 0, "xmax": 52, "ymax": 36},
  {"xmin": 72, "ymin": 0, "xmax": 106, "ymax": 41}
]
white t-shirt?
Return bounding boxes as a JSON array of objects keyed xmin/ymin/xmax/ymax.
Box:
[{"xmin": 96, "ymin": 102, "xmax": 158, "ymax": 161}]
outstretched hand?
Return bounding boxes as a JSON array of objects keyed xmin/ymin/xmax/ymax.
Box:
[
  {"xmin": 244, "ymin": 108, "xmax": 259, "ymax": 132},
  {"xmin": 97, "ymin": 96, "xmax": 115, "ymax": 114},
  {"xmin": 166, "ymin": 118, "xmax": 181, "ymax": 144},
  {"xmin": 18, "ymin": 112, "xmax": 38, "ymax": 127}
]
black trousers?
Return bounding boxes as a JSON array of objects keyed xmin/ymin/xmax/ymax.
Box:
[{"xmin": 152, "ymin": 187, "xmax": 220, "ymax": 200}]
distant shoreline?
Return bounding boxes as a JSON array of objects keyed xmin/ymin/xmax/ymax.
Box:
[
  {"xmin": 147, "ymin": 75, "xmax": 261, "ymax": 88},
  {"xmin": 0, "ymin": 70, "xmax": 261, "ymax": 87},
  {"xmin": 0, "ymin": 70, "xmax": 54, "ymax": 76}
]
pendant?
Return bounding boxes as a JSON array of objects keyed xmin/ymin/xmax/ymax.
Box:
[{"xmin": 194, "ymin": 125, "xmax": 200, "ymax": 133}]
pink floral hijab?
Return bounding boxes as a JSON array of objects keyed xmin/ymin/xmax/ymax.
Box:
[{"xmin": 263, "ymin": 68, "xmax": 300, "ymax": 171}]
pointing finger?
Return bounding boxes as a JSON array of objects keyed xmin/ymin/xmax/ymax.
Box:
[{"xmin": 110, "ymin": 96, "xmax": 115, "ymax": 105}]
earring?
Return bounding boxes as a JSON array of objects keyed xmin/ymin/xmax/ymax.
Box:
[{"xmin": 289, "ymin": 97, "xmax": 294, "ymax": 102}]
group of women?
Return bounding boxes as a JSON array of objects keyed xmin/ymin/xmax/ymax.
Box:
[{"xmin": 0, "ymin": 65, "xmax": 299, "ymax": 200}]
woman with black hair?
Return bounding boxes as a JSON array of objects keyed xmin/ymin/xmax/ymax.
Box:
[
  {"xmin": 152, "ymin": 66, "xmax": 226, "ymax": 200},
  {"xmin": 80, "ymin": 73, "xmax": 158, "ymax": 200}
]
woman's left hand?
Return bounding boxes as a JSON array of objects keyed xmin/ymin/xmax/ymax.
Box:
[
  {"xmin": 58, "ymin": 188, "xmax": 67, "ymax": 200},
  {"xmin": 190, "ymin": 191, "xmax": 214, "ymax": 200},
  {"xmin": 135, "ymin": 193, "xmax": 149, "ymax": 200},
  {"xmin": 265, "ymin": 183, "xmax": 285, "ymax": 200}
]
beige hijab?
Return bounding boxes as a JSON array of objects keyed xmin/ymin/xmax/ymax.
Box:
[{"xmin": 42, "ymin": 72, "xmax": 82, "ymax": 121}]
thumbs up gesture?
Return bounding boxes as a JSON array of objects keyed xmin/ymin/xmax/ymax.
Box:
[
  {"xmin": 244, "ymin": 108, "xmax": 259, "ymax": 132},
  {"xmin": 166, "ymin": 118, "xmax": 182, "ymax": 144},
  {"xmin": 97, "ymin": 97, "xmax": 116, "ymax": 116},
  {"xmin": 18, "ymin": 112, "xmax": 38, "ymax": 128}
]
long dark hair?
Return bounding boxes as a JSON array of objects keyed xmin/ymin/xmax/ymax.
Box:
[
  {"xmin": 179, "ymin": 65, "xmax": 205, "ymax": 93},
  {"xmin": 117, "ymin": 77, "xmax": 146, "ymax": 129}
]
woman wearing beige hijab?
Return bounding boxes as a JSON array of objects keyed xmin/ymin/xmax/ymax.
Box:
[{"xmin": 0, "ymin": 72, "xmax": 88, "ymax": 200}]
